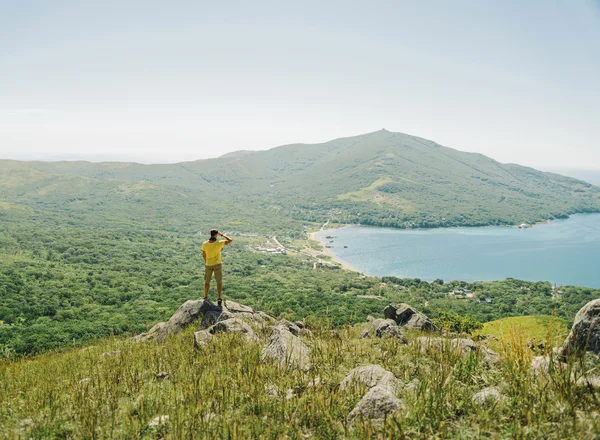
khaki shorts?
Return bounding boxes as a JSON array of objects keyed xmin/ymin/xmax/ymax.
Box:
[{"xmin": 204, "ymin": 264, "xmax": 223, "ymax": 284}]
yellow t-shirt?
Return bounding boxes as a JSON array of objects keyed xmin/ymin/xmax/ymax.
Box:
[{"xmin": 202, "ymin": 240, "xmax": 226, "ymax": 266}]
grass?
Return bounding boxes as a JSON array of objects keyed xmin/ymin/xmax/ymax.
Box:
[
  {"xmin": 2, "ymin": 316, "xmax": 600, "ymax": 439},
  {"xmin": 478, "ymin": 315, "xmax": 570, "ymax": 347}
]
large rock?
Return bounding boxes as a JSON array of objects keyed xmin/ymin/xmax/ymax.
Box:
[
  {"xmin": 562, "ymin": 299, "xmax": 600, "ymax": 357},
  {"xmin": 341, "ymin": 365, "xmax": 399, "ymax": 391},
  {"xmin": 361, "ymin": 319, "xmax": 408, "ymax": 343},
  {"xmin": 415, "ymin": 337, "xmax": 501, "ymax": 366},
  {"xmin": 262, "ymin": 324, "xmax": 311, "ymax": 370},
  {"xmin": 135, "ymin": 299, "xmax": 221, "ymax": 342},
  {"xmin": 193, "ymin": 330, "xmax": 214, "ymax": 349},
  {"xmin": 384, "ymin": 303, "xmax": 436, "ymax": 331},
  {"xmin": 472, "ymin": 387, "xmax": 502, "ymax": 405},
  {"xmin": 200, "ymin": 310, "xmax": 234, "ymax": 329},
  {"xmin": 208, "ymin": 318, "xmax": 258, "ymax": 342},
  {"xmin": 347, "ymin": 385, "xmax": 403, "ymax": 424},
  {"xmin": 222, "ymin": 300, "xmax": 254, "ymax": 315}
]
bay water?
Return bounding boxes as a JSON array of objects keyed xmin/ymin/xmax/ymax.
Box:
[{"xmin": 315, "ymin": 214, "xmax": 600, "ymax": 288}]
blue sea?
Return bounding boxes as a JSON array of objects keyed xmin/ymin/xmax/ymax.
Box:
[{"xmin": 315, "ymin": 214, "xmax": 600, "ymax": 288}]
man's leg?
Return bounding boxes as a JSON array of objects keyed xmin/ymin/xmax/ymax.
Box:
[
  {"xmin": 215, "ymin": 265, "xmax": 223, "ymax": 303},
  {"xmin": 204, "ymin": 266, "xmax": 213, "ymax": 299}
]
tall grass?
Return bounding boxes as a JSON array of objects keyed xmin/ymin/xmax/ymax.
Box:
[{"xmin": 1, "ymin": 320, "xmax": 600, "ymax": 439}]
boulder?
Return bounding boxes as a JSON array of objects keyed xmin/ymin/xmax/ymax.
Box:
[
  {"xmin": 208, "ymin": 318, "xmax": 258, "ymax": 342},
  {"xmin": 295, "ymin": 320, "xmax": 306, "ymax": 329},
  {"xmin": 136, "ymin": 299, "xmax": 221, "ymax": 342},
  {"xmin": 262, "ymin": 324, "xmax": 311, "ymax": 370},
  {"xmin": 562, "ymin": 299, "xmax": 600, "ymax": 357},
  {"xmin": 200, "ymin": 310, "xmax": 234, "ymax": 329},
  {"xmin": 278, "ymin": 319, "xmax": 312, "ymax": 337},
  {"xmin": 347, "ymin": 385, "xmax": 403, "ymax": 424},
  {"xmin": 531, "ymin": 355, "xmax": 566, "ymax": 376},
  {"xmin": 361, "ymin": 319, "xmax": 408, "ymax": 343},
  {"xmin": 472, "ymin": 387, "xmax": 502, "ymax": 405},
  {"xmin": 340, "ymin": 365, "xmax": 399, "ymax": 391},
  {"xmin": 576, "ymin": 376, "xmax": 600, "ymax": 388},
  {"xmin": 479, "ymin": 346, "xmax": 502, "ymax": 366},
  {"xmin": 384, "ymin": 303, "xmax": 436, "ymax": 331},
  {"xmin": 257, "ymin": 311, "xmax": 278, "ymax": 325},
  {"xmin": 222, "ymin": 300, "xmax": 254, "ymax": 314},
  {"xmin": 193, "ymin": 330, "xmax": 214, "ymax": 349}
]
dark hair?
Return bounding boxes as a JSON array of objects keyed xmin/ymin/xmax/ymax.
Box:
[{"xmin": 210, "ymin": 229, "xmax": 218, "ymax": 239}]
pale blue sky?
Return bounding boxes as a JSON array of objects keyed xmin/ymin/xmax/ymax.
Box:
[{"xmin": 1, "ymin": 0, "xmax": 599, "ymax": 167}]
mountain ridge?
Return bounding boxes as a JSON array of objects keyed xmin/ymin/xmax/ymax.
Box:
[{"xmin": 1, "ymin": 130, "xmax": 599, "ymax": 231}]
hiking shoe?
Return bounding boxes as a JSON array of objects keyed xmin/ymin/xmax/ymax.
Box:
[{"xmin": 217, "ymin": 299, "xmax": 222, "ymax": 307}]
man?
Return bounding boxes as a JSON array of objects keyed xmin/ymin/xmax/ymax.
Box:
[{"xmin": 202, "ymin": 229, "xmax": 233, "ymax": 306}]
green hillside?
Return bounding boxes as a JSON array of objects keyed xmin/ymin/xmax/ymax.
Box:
[
  {"xmin": 2, "ymin": 130, "xmax": 600, "ymax": 355},
  {"xmin": 478, "ymin": 315, "xmax": 570, "ymax": 346},
  {"xmin": 3, "ymin": 130, "xmax": 599, "ymax": 230}
]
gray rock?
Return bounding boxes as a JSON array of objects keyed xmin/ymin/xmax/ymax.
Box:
[
  {"xmin": 576, "ymin": 376, "xmax": 600, "ymax": 388},
  {"xmin": 562, "ymin": 299, "xmax": 600, "ymax": 357},
  {"xmin": 295, "ymin": 320, "xmax": 306, "ymax": 329},
  {"xmin": 136, "ymin": 299, "xmax": 221, "ymax": 343},
  {"xmin": 472, "ymin": 387, "xmax": 502, "ymax": 405},
  {"xmin": 278, "ymin": 319, "xmax": 302, "ymax": 336},
  {"xmin": 531, "ymin": 355, "xmax": 566, "ymax": 376},
  {"xmin": 384, "ymin": 303, "xmax": 437, "ymax": 331},
  {"xmin": 200, "ymin": 310, "xmax": 234, "ymax": 329},
  {"xmin": 375, "ymin": 319, "xmax": 408, "ymax": 343},
  {"xmin": 347, "ymin": 385, "xmax": 403, "ymax": 424},
  {"xmin": 148, "ymin": 415, "xmax": 169, "ymax": 427},
  {"xmin": 262, "ymin": 325, "xmax": 311, "ymax": 370},
  {"xmin": 361, "ymin": 319, "xmax": 384, "ymax": 338},
  {"xmin": 208, "ymin": 318, "xmax": 258, "ymax": 342},
  {"xmin": 257, "ymin": 311, "xmax": 278, "ymax": 325},
  {"xmin": 78, "ymin": 378, "xmax": 91, "ymax": 385},
  {"xmin": 480, "ymin": 346, "xmax": 502, "ymax": 366},
  {"xmin": 222, "ymin": 300, "xmax": 254, "ymax": 314},
  {"xmin": 340, "ymin": 365, "xmax": 399, "ymax": 391},
  {"xmin": 193, "ymin": 330, "xmax": 214, "ymax": 349}
]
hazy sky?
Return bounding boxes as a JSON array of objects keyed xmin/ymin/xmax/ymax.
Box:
[{"xmin": 1, "ymin": 1, "xmax": 599, "ymax": 167}]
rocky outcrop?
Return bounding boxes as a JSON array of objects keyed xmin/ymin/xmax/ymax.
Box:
[
  {"xmin": 134, "ymin": 299, "xmax": 277, "ymax": 343},
  {"xmin": 361, "ymin": 319, "xmax": 408, "ymax": 343},
  {"xmin": 262, "ymin": 323, "xmax": 311, "ymax": 370},
  {"xmin": 135, "ymin": 300, "xmax": 220, "ymax": 342},
  {"xmin": 200, "ymin": 310, "xmax": 234, "ymax": 329},
  {"xmin": 562, "ymin": 299, "xmax": 600, "ymax": 357},
  {"xmin": 341, "ymin": 365, "xmax": 399, "ymax": 391},
  {"xmin": 208, "ymin": 318, "xmax": 258, "ymax": 342},
  {"xmin": 384, "ymin": 303, "xmax": 436, "ymax": 331}
]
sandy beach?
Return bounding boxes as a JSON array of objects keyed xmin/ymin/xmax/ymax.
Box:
[{"xmin": 307, "ymin": 226, "xmax": 363, "ymax": 274}]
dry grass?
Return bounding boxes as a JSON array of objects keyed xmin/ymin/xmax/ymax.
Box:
[{"xmin": 1, "ymin": 320, "xmax": 600, "ymax": 439}]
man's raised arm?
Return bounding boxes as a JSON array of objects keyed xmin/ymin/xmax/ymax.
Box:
[{"xmin": 220, "ymin": 231, "xmax": 233, "ymax": 245}]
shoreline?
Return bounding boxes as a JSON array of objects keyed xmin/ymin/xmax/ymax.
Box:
[{"xmin": 308, "ymin": 226, "xmax": 364, "ymax": 274}]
